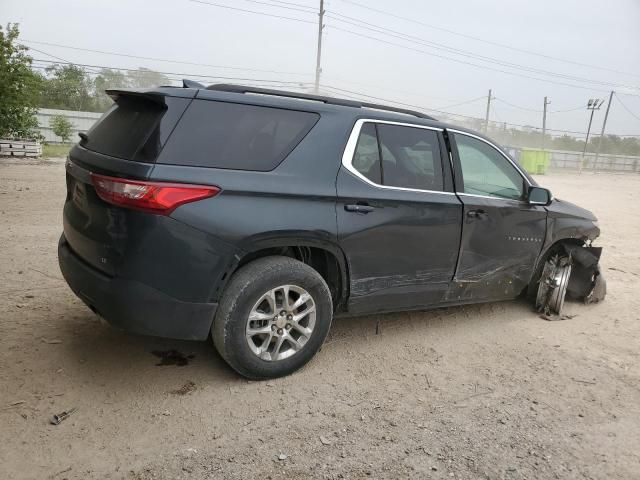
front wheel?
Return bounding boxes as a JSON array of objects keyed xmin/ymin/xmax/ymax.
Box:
[{"xmin": 212, "ymin": 256, "xmax": 333, "ymax": 379}]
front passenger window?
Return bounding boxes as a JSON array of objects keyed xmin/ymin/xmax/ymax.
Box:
[{"xmin": 453, "ymin": 133, "xmax": 525, "ymax": 200}]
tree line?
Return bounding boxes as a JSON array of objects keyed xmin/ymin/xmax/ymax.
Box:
[
  {"xmin": 1, "ymin": 23, "xmax": 170, "ymax": 140},
  {"xmin": 40, "ymin": 64, "xmax": 170, "ymax": 112},
  {"xmin": 490, "ymin": 127, "xmax": 640, "ymax": 157}
]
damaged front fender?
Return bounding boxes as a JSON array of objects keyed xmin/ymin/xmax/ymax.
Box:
[{"xmin": 535, "ymin": 244, "xmax": 606, "ymax": 315}]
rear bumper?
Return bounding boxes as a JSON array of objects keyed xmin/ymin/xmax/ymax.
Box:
[{"xmin": 58, "ymin": 235, "xmax": 217, "ymax": 340}]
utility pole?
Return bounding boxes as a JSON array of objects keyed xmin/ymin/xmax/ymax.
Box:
[
  {"xmin": 314, "ymin": 0, "xmax": 325, "ymax": 94},
  {"xmin": 594, "ymin": 90, "xmax": 614, "ymax": 165},
  {"xmin": 581, "ymin": 98, "xmax": 604, "ymax": 173},
  {"xmin": 484, "ymin": 89, "xmax": 492, "ymax": 133},
  {"xmin": 542, "ymin": 96, "xmax": 550, "ymax": 150}
]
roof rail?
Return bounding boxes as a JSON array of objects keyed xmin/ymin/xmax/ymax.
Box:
[{"xmin": 206, "ymin": 83, "xmax": 435, "ymax": 120}]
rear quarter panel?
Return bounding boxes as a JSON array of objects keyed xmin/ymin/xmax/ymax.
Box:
[{"xmin": 151, "ymin": 111, "xmax": 353, "ymax": 299}]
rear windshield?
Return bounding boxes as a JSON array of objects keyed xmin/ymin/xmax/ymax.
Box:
[
  {"xmin": 81, "ymin": 96, "xmax": 166, "ymax": 161},
  {"xmin": 158, "ymin": 99, "xmax": 319, "ymax": 171}
]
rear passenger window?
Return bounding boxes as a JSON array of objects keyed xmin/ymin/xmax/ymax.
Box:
[
  {"xmin": 352, "ymin": 123, "xmax": 381, "ymax": 183},
  {"xmin": 378, "ymin": 124, "xmax": 444, "ymax": 191},
  {"xmin": 159, "ymin": 100, "xmax": 319, "ymax": 171}
]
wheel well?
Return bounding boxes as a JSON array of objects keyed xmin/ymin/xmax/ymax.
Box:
[
  {"xmin": 542, "ymin": 238, "xmax": 586, "ymax": 261},
  {"xmin": 526, "ymin": 237, "xmax": 587, "ymax": 298},
  {"xmin": 235, "ymin": 246, "xmax": 345, "ymax": 310}
]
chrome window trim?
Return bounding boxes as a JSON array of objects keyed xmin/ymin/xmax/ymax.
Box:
[
  {"xmin": 341, "ymin": 118, "xmax": 455, "ymax": 196},
  {"xmin": 448, "ymin": 129, "xmax": 533, "ymax": 187},
  {"xmin": 457, "ymin": 192, "xmax": 524, "ymax": 203}
]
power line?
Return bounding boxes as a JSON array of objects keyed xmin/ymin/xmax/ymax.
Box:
[
  {"xmin": 22, "ymin": 39, "xmax": 311, "ymax": 76},
  {"xmin": 28, "ymin": 46, "xmax": 74, "ymax": 65},
  {"xmin": 179, "ymin": 1, "xmax": 640, "ymax": 97},
  {"xmin": 494, "ymin": 98, "xmax": 543, "ymax": 113},
  {"xmin": 326, "ymin": 25, "xmax": 624, "ymax": 94},
  {"xmin": 186, "ymin": 0, "xmax": 315, "ymax": 23},
  {"xmin": 322, "ymin": 75, "xmax": 485, "ymax": 103},
  {"xmin": 200, "ymin": 0, "xmax": 639, "ymax": 92},
  {"xmin": 320, "ymin": 84, "xmax": 640, "ymax": 136},
  {"xmin": 324, "ymin": 11, "xmax": 639, "ymax": 91},
  {"xmin": 266, "ymin": 0, "xmax": 316, "ymax": 9},
  {"xmin": 549, "ymin": 105, "xmax": 585, "ymax": 114},
  {"xmin": 30, "ymin": 64, "xmax": 312, "ymax": 91},
  {"xmin": 615, "ymin": 93, "xmax": 640, "ymax": 121},
  {"xmin": 31, "ymin": 58, "xmax": 311, "ymax": 85},
  {"xmin": 495, "ymin": 98, "xmax": 584, "ymax": 115},
  {"xmin": 335, "ymin": 0, "xmax": 640, "ymax": 79},
  {"xmin": 321, "ymin": 83, "xmax": 477, "ymax": 118},
  {"xmin": 438, "ymin": 96, "xmax": 486, "ymax": 110},
  {"xmin": 236, "ymin": 0, "xmax": 316, "ymax": 13}
]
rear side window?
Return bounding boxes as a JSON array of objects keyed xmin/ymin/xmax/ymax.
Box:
[
  {"xmin": 82, "ymin": 96, "xmax": 168, "ymax": 162},
  {"xmin": 159, "ymin": 100, "xmax": 319, "ymax": 171},
  {"xmin": 377, "ymin": 124, "xmax": 443, "ymax": 191},
  {"xmin": 352, "ymin": 123, "xmax": 381, "ymax": 183},
  {"xmin": 350, "ymin": 122, "xmax": 444, "ymax": 192}
]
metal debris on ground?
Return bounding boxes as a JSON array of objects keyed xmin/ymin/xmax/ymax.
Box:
[
  {"xmin": 50, "ymin": 407, "xmax": 77, "ymax": 425},
  {"xmin": 539, "ymin": 313, "xmax": 577, "ymax": 322}
]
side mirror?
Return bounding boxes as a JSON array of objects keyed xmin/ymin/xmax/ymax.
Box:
[{"xmin": 528, "ymin": 186, "xmax": 552, "ymax": 206}]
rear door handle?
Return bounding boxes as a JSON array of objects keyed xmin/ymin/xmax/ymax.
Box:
[
  {"xmin": 467, "ymin": 209, "xmax": 488, "ymax": 219},
  {"xmin": 345, "ymin": 204, "xmax": 375, "ymax": 214}
]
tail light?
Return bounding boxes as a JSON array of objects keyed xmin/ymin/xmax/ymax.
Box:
[{"xmin": 90, "ymin": 173, "xmax": 220, "ymax": 215}]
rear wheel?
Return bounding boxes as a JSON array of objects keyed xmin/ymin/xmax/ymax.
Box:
[{"xmin": 212, "ymin": 256, "xmax": 333, "ymax": 379}]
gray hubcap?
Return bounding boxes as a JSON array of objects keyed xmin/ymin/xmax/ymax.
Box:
[{"xmin": 245, "ymin": 285, "xmax": 316, "ymax": 361}]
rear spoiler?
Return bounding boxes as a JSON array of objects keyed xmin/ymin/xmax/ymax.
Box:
[
  {"xmin": 103, "ymin": 80, "xmax": 204, "ymax": 102},
  {"xmin": 182, "ymin": 79, "xmax": 205, "ymax": 89},
  {"xmin": 104, "ymin": 86, "xmax": 197, "ymax": 101}
]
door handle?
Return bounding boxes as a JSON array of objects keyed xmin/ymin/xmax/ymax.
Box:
[
  {"xmin": 345, "ymin": 204, "xmax": 375, "ymax": 214},
  {"xmin": 467, "ymin": 209, "xmax": 488, "ymax": 219}
]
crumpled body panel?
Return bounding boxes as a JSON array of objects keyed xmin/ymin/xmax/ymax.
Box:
[{"xmin": 536, "ymin": 244, "xmax": 606, "ymax": 315}]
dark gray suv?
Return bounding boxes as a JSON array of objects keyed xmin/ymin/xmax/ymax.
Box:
[{"xmin": 59, "ymin": 82, "xmax": 605, "ymax": 379}]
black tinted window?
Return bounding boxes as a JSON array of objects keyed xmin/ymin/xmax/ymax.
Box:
[
  {"xmin": 377, "ymin": 124, "xmax": 443, "ymax": 191},
  {"xmin": 82, "ymin": 96, "xmax": 167, "ymax": 161},
  {"xmin": 159, "ymin": 100, "xmax": 319, "ymax": 171},
  {"xmin": 352, "ymin": 123, "xmax": 381, "ymax": 183}
]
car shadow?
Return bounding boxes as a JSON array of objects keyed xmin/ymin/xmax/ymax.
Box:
[{"xmin": 57, "ymin": 296, "xmax": 539, "ymax": 388}]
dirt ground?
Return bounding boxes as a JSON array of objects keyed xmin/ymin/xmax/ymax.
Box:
[{"xmin": 1, "ymin": 158, "xmax": 639, "ymax": 480}]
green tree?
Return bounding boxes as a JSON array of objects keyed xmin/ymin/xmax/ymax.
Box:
[
  {"xmin": 50, "ymin": 114, "xmax": 73, "ymax": 143},
  {"xmin": 93, "ymin": 68, "xmax": 129, "ymax": 111},
  {"xmin": 40, "ymin": 64, "xmax": 95, "ymax": 111},
  {"xmin": 552, "ymin": 134, "xmax": 582, "ymax": 151},
  {"xmin": 0, "ymin": 23, "xmax": 43, "ymax": 139},
  {"xmin": 126, "ymin": 67, "xmax": 170, "ymax": 88}
]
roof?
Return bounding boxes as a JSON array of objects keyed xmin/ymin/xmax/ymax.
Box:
[{"xmin": 204, "ymin": 83, "xmax": 437, "ymax": 121}]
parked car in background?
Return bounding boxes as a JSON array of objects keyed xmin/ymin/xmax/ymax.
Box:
[{"xmin": 58, "ymin": 82, "xmax": 605, "ymax": 379}]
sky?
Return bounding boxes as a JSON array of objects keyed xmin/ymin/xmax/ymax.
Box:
[{"xmin": 4, "ymin": 0, "xmax": 640, "ymax": 137}]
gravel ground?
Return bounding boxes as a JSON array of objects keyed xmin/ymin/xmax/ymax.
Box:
[{"xmin": 1, "ymin": 159, "xmax": 639, "ymax": 480}]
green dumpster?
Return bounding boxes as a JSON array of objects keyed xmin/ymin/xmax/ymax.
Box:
[{"xmin": 519, "ymin": 149, "xmax": 550, "ymax": 174}]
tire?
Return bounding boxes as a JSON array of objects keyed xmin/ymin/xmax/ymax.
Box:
[{"xmin": 212, "ymin": 256, "xmax": 333, "ymax": 379}]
